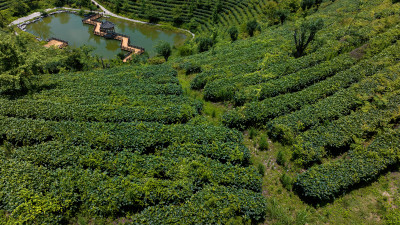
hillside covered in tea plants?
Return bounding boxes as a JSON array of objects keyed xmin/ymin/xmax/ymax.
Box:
[{"xmin": 1, "ymin": 0, "xmax": 400, "ymax": 224}]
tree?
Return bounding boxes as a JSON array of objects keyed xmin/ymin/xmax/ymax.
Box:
[
  {"xmin": 227, "ymin": 26, "xmax": 238, "ymax": 42},
  {"xmin": 54, "ymin": 0, "xmax": 66, "ymax": 7},
  {"xmin": 293, "ymin": 18, "xmax": 324, "ymax": 58},
  {"xmin": 172, "ymin": 6, "xmax": 185, "ymax": 26},
  {"xmin": 115, "ymin": 0, "xmax": 123, "ymax": 13},
  {"xmin": 246, "ymin": 20, "xmax": 260, "ymax": 37},
  {"xmin": 196, "ymin": 37, "xmax": 214, "ymax": 53},
  {"xmin": 155, "ymin": 41, "xmax": 171, "ymax": 61},
  {"xmin": 147, "ymin": 8, "xmax": 160, "ymax": 24},
  {"xmin": 0, "ymin": 41, "xmax": 20, "ymax": 72},
  {"xmin": 11, "ymin": 1, "xmax": 29, "ymax": 17},
  {"xmin": 65, "ymin": 49, "xmax": 84, "ymax": 71},
  {"xmin": 0, "ymin": 13, "xmax": 6, "ymax": 28},
  {"xmin": 301, "ymin": 0, "xmax": 322, "ymax": 10},
  {"xmin": 276, "ymin": 8, "xmax": 290, "ymax": 24}
]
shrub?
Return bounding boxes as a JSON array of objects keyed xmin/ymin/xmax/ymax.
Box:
[
  {"xmin": 294, "ymin": 18, "xmax": 324, "ymax": 58},
  {"xmin": 276, "ymin": 150, "xmax": 286, "ymax": 166},
  {"xmin": 228, "ymin": 26, "xmax": 239, "ymax": 42},
  {"xmin": 155, "ymin": 41, "xmax": 172, "ymax": 61},
  {"xmin": 249, "ymin": 127, "xmax": 257, "ymax": 140},
  {"xmin": 280, "ymin": 173, "xmax": 293, "ymax": 191},
  {"xmin": 246, "ymin": 20, "xmax": 260, "ymax": 37},
  {"xmin": 259, "ymin": 135, "xmax": 269, "ymax": 151},
  {"xmin": 196, "ymin": 37, "xmax": 214, "ymax": 53},
  {"xmin": 257, "ymin": 163, "xmax": 266, "ymax": 177}
]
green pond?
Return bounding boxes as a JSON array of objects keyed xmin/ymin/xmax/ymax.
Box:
[{"xmin": 26, "ymin": 13, "xmax": 187, "ymax": 58}]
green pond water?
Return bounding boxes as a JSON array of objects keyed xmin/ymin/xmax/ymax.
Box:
[{"xmin": 26, "ymin": 13, "xmax": 187, "ymax": 58}]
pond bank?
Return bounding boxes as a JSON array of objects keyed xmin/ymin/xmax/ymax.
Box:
[{"xmin": 10, "ymin": 0, "xmax": 195, "ymax": 39}]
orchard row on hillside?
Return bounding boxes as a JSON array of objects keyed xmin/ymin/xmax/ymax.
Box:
[
  {"xmin": 0, "ymin": 64, "xmax": 267, "ymax": 223},
  {"xmin": 175, "ymin": 0, "xmax": 400, "ymax": 204}
]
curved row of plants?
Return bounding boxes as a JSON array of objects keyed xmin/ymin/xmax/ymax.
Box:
[{"xmin": 294, "ymin": 128, "xmax": 400, "ymax": 203}]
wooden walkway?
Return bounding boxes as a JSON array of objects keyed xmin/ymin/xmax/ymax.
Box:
[{"xmin": 82, "ymin": 14, "xmax": 144, "ymax": 62}]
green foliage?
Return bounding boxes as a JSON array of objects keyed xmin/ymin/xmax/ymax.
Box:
[
  {"xmin": 294, "ymin": 91, "xmax": 400, "ymax": 166},
  {"xmin": 178, "ymin": 44, "xmax": 194, "ymax": 57},
  {"xmin": 179, "ymin": 61, "xmax": 202, "ymax": 75},
  {"xmin": 223, "ymin": 37, "xmax": 400, "ymax": 130},
  {"xmin": 249, "ymin": 127, "xmax": 257, "ymax": 140},
  {"xmin": 39, "ymin": 9, "xmax": 47, "ymax": 17},
  {"xmin": 294, "ymin": 129, "xmax": 400, "ymax": 203},
  {"xmin": 276, "ymin": 150, "xmax": 287, "ymax": 166},
  {"xmin": 155, "ymin": 41, "xmax": 171, "ymax": 61},
  {"xmin": 196, "ymin": 37, "xmax": 214, "ymax": 53},
  {"xmin": 0, "ymin": 57, "xmax": 266, "ymax": 223},
  {"xmin": 294, "ymin": 18, "xmax": 324, "ymax": 58},
  {"xmin": 246, "ymin": 19, "xmax": 260, "ymax": 37},
  {"xmin": 259, "ymin": 135, "xmax": 269, "ymax": 151},
  {"xmin": 228, "ymin": 26, "xmax": 239, "ymax": 42},
  {"xmin": 280, "ymin": 173, "xmax": 293, "ymax": 191},
  {"xmin": 147, "ymin": 7, "xmax": 161, "ymax": 24},
  {"xmin": 257, "ymin": 163, "xmax": 266, "ymax": 177}
]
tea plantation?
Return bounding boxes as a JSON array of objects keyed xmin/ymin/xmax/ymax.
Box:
[
  {"xmin": 2, "ymin": 0, "xmax": 400, "ymax": 224},
  {"xmin": 174, "ymin": 0, "xmax": 400, "ymax": 221},
  {"xmin": 0, "ymin": 64, "xmax": 267, "ymax": 223}
]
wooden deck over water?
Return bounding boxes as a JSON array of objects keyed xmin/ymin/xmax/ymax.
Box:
[{"xmin": 82, "ymin": 14, "xmax": 144, "ymax": 62}]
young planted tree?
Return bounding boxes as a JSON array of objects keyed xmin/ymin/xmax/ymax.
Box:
[
  {"xmin": 147, "ymin": 8, "xmax": 160, "ymax": 24},
  {"xmin": 301, "ymin": 0, "xmax": 323, "ymax": 10},
  {"xmin": 0, "ymin": 13, "xmax": 6, "ymax": 28},
  {"xmin": 246, "ymin": 20, "xmax": 260, "ymax": 37},
  {"xmin": 155, "ymin": 41, "xmax": 172, "ymax": 61},
  {"xmin": 293, "ymin": 18, "xmax": 324, "ymax": 58},
  {"xmin": 172, "ymin": 6, "xmax": 185, "ymax": 26},
  {"xmin": 196, "ymin": 37, "xmax": 214, "ymax": 53},
  {"xmin": 228, "ymin": 26, "xmax": 238, "ymax": 42}
]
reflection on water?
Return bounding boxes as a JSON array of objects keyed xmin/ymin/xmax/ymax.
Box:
[
  {"xmin": 30, "ymin": 19, "xmax": 52, "ymax": 39},
  {"xmin": 25, "ymin": 13, "xmax": 187, "ymax": 58},
  {"xmin": 59, "ymin": 13, "xmax": 70, "ymax": 24},
  {"xmin": 105, "ymin": 39, "xmax": 120, "ymax": 51}
]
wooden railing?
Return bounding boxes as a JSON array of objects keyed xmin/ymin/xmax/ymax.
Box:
[{"xmin": 81, "ymin": 13, "xmax": 145, "ymax": 61}]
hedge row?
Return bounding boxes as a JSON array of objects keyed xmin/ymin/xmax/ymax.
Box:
[
  {"xmin": 294, "ymin": 91, "xmax": 400, "ymax": 166},
  {"xmin": 222, "ymin": 41, "xmax": 400, "ymax": 130},
  {"xmin": 258, "ymin": 54, "xmax": 357, "ymax": 99},
  {"xmin": 0, "ymin": 160, "xmax": 194, "ymax": 218},
  {"xmin": 0, "ymin": 117, "xmax": 244, "ymax": 152},
  {"xmin": 37, "ymin": 64, "xmax": 182, "ymax": 98},
  {"xmin": 204, "ymin": 53, "xmax": 356, "ymax": 102},
  {"xmin": 201, "ymin": 39, "xmax": 354, "ymax": 103},
  {"xmin": 267, "ymin": 54, "xmax": 400, "ymax": 140},
  {"xmin": 0, "ymin": 97, "xmax": 202, "ymax": 124},
  {"xmin": 12, "ymin": 141, "xmax": 260, "ymax": 191},
  {"xmin": 130, "ymin": 185, "xmax": 267, "ymax": 224},
  {"xmin": 294, "ymin": 129, "xmax": 400, "ymax": 203}
]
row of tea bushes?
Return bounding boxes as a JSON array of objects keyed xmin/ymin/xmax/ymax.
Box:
[
  {"xmin": 267, "ymin": 51, "xmax": 400, "ymax": 141},
  {"xmin": 222, "ymin": 41, "xmax": 400, "ymax": 130},
  {"xmin": 11, "ymin": 141, "xmax": 260, "ymax": 191},
  {"xmin": 294, "ymin": 128, "xmax": 400, "ymax": 203},
  {"xmin": 293, "ymin": 91, "xmax": 400, "ymax": 166}
]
